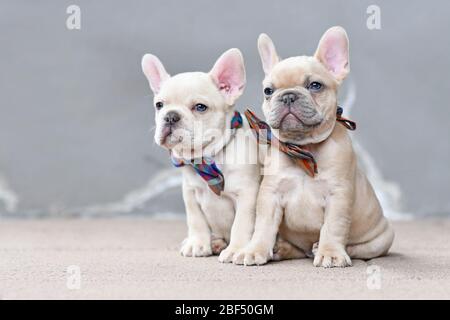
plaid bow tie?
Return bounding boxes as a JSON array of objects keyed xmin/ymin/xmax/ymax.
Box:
[
  {"xmin": 244, "ymin": 107, "xmax": 356, "ymax": 177},
  {"xmin": 170, "ymin": 111, "xmax": 243, "ymax": 195}
]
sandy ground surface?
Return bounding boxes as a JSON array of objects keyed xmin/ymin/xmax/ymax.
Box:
[{"xmin": 0, "ymin": 217, "xmax": 449, "ymax": 300}]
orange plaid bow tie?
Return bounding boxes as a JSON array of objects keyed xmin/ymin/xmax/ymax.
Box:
[{"xmin": 244, "ymin": 107, "xmax": 356, "ymax": 177}]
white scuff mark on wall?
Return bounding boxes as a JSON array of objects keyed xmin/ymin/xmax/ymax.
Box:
[
  {"xmin": 152, "ymin": 211, "xmax": 186, "ymax": 220},
  {"xmin": 78, "ymin": 168, "xmax": 182, "ymax": 216},
  {"xmin": 0, "ymin": 175, "xmax": 19, "ymax": 213},
  {"xmin": 342, "ymin": 80, "xmax": 410, "ymax": 220}
]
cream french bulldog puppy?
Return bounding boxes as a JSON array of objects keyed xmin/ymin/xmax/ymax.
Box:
[
  {"xmin": 141, "ymin": 49, "xmax": 260, "ymax": 262},
  {"xmin": 235, "ymin": 27, "xmax": 394, "ymax": 267}
]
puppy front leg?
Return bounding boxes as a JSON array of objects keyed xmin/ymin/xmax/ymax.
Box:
[
  {"xmin": 218, "ymin": 183, "xmax": 258, "ymax": 263},
  {"xmin": 234, "ymin": 183, "xmax": 282, "ymax": 266},
  {"xmin": 313, "ymin": 186, "xmax": 353, "ymax": 268},
  {"xmin": 180, "ymin": 185, "xmax": 212, "ymax": 257}
]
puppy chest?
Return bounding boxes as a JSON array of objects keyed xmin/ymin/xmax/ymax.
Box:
[
  {"xmin": 186, "ymin": 171, "xmax": 236, "ymax": 237},
  {"xmin": 280, "ymin": 175, "xmax": 328, "ymax": 232}
]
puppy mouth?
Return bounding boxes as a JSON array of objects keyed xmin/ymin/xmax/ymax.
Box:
[
  {"xmin": 159, "ymin": 126, "xmax": 172, "ymax": 145},
  {"xmin": 158, "ymin": 125, "xmax": 184, "ymax": 147},
  {"xmin": 280, "ymin": 111, "xmax": 301, "ymax": 124},
  {"xmin": 156, "ymin": 124, "xmax": 221, "ymax": 154},
  {"xmin": 276, "ymin": 109, "xmax": 322, "ymax": 129}
]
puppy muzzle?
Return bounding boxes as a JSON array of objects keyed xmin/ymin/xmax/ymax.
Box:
[
  {"xmin": 155, "ymin": 110, "xmax": 185, "ymax": 147},
  {"xmin": 270, "ymin": 89, "xmax": 323, "ymax": 130}
]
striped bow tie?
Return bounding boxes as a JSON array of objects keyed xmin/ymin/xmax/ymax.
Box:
[
  {"xmin": 244, "ymin": 107, "xmax": 356, "ymax": 177},
  {"xmin": 170, "ymin": 111, "xmax": 243, "ymax": 195}
]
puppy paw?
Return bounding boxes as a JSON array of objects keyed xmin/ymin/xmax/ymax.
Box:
[
  {"xmin": 211, "ymin": 238, "xmax": 228, "ymax": 255},
  {"xmin": 233, "ymin": 246, "xmax": 272, "ymax": 266},
  {"xmin": 218, "ymin": 245, "xmax": 240, "ymax": 263},
  {"xmin": 273, "ymin": 239, "xmax": 305, "ymax": 261},
  {"xmin": 180, "ymin": 237, "xmax": 212, "ymax": 257},
  {"xmin": 313, "ymin": 244, "xmax": 352, "ymax": 268}
]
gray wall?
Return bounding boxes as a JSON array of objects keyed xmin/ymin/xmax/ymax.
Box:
[{"xmin": 1, "ymin": 0, "xmax": 449, "ymax": 217}]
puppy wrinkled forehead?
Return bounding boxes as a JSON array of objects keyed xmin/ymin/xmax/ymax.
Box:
[
  {"xmin": 268, "ymin": 56, "xmax": 335, "ymax": 89},
  {"xmin": 157, "ymin": 72, "xmax": 220, "ymax": 103}
]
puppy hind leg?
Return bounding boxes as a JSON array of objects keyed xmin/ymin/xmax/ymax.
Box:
[
  {"xmin": 347, "ymin": 224, "xmax": 395, "ymax": 260},
  {"xmin": 273, "ymin": 238, "xmax": 306, "ymax": 261}
]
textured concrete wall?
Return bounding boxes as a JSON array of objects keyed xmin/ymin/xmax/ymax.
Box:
[{"xmin": 1, "ymin": 0, "xmax": 449, "ymax": 217}]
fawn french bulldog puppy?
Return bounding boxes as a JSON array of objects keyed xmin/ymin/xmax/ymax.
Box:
[
  {"xmin": 235, "ymin": 27, "xmax": 394, "ymax": 267},
  {"xmin": 141, "ymin": 49, "xmax": 260, "ymax": 262}
]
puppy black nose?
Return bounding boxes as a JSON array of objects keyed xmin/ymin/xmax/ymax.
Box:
[
  {"xmin": 164, "ymin": 111, "xmax": 180, "ymax": 125},
  {"xmin": 281, "ymin": 93, "xmax": 298, "ymax": 106}
]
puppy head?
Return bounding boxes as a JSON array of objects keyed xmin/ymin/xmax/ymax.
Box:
[
  {"xmin": 141, "ymin": 49, "xmax": 245, "ymax": 158},
  {"xmin": 258, "ymin": 26, "xmax": 349, "ymax": 144}
]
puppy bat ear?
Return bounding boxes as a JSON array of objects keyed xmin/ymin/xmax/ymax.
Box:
[
  {"xmin": 141, "ymin": 54, "xmax": 170, "ymax": 94},
  {"xmin": 258, "ymin": 33, "xmax": 280, "ymax": 75},
  {"xmin": 209, "ymin": 48, "xmax": 246, "ymax": 105},
  {"xmin": 314, "ymin": 26, "xmax": 350, "ymax": 83}
]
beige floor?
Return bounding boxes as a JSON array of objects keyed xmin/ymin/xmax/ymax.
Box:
[{"xmin": 0, "ymin": 217, "xmax": 449, "ymax": 299}]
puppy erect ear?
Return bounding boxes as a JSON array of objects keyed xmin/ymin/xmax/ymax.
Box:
[
  {"xmin": 209, "ymin": 48, "xmax": 246, "ymax": 106},
  {"xmin": 141, "ymin": 54, "xmax": 170, "ymax": 94},
  {"xmin": 314, "ymin": 26, "xmax": 350, "ymax": 82},
  {"xmin": 258, "ymin": 33, "xmax": 280, "ymax": 75}
]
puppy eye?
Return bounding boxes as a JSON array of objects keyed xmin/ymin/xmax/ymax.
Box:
[
  {"xmin": 308, "ymin": 82, "xmax": 322, "ymax": 92},
  {"xmin": 194, "ymin": 103, "xmax": 208, "ymax": 112},
  {"xmin": 155, "ymin": 102, "xmax": 164, "ymax": 110},
  {"xmin": 264, "ymin": 87, "xmax": 274, "ymax": 96}
]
